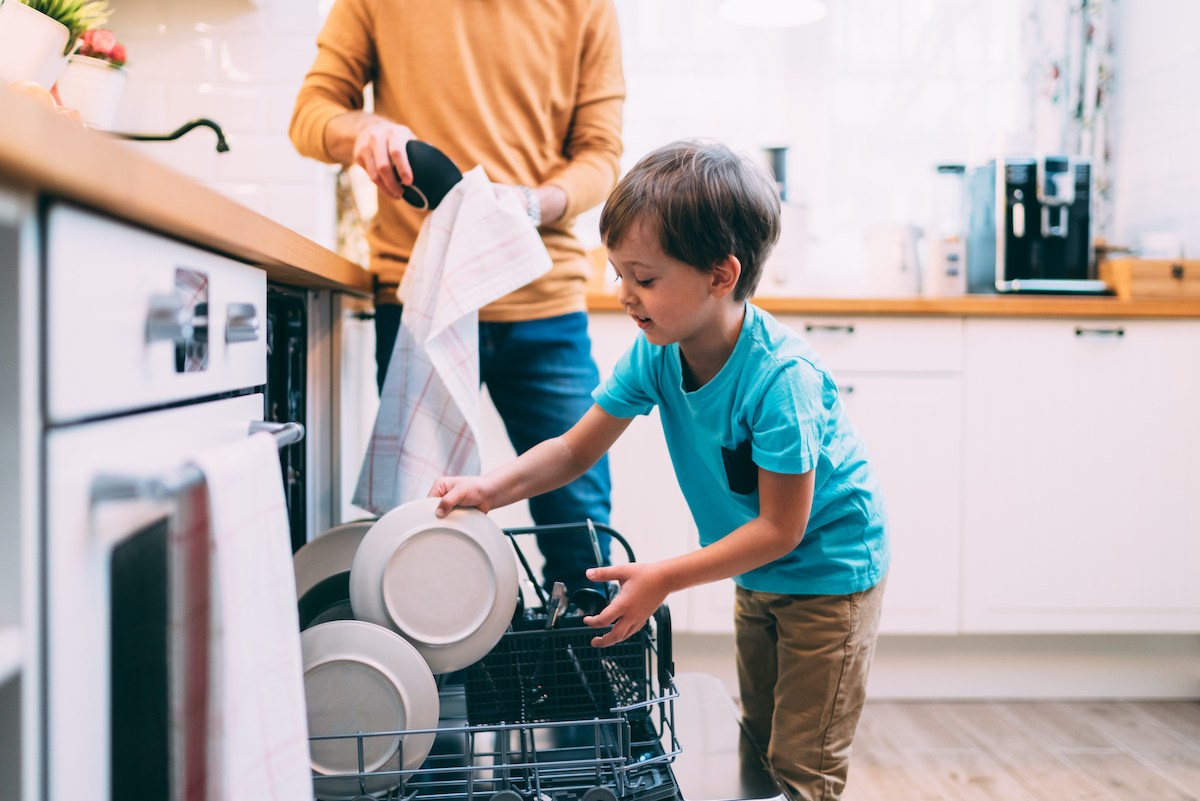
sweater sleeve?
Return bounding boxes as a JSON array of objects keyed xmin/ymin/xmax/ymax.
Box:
[
  {"xmin": 289, "ymin": 0, "xmax": 379, "ymax": 165},
  {"xmin": 545, "ymin": 0, "xmax": 626, "ymax": 220}
]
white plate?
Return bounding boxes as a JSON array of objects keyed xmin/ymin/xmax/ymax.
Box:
[
  {"xmin": 349, "ymin": 497, "xmax": 518, "ymax": 674},
  {"xmin": 293, "ymin": 521, "xmax": 375, "ymax": 600},
  {"xmin": 302, "ymin": 620, "xmax": 440, "ymax": 800}
]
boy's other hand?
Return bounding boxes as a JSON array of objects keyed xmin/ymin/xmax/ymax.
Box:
[
  {"xmin": 428, "ymin": 476, "xmax": 495, "ymax": 518},
  {"xmin": 582, "ymin": 563, "xmax": 670, "ymax": 648}
]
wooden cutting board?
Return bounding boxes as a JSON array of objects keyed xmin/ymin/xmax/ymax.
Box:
[{"xmin": 1099, "ymin": 258, "xmax": 1200, "ymax": 300}]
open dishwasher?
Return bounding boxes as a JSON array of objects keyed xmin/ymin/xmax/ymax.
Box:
[{"xmin": 309, "ymin": 524, "xmax": 682, "ymax": 801}]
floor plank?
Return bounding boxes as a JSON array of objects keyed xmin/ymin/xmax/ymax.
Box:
[
  {"xmin": 1137, "ymin": 703, "xmax": 1200, "ymax": 749},
  {"xmin": 1061, "ymin": 751, "xmax": 1200, "ymax": 801},
  {"xmin": 996, "ymin": 702, "xmax": 1118, "ymax": 750},
  {"xmin": 934, "ymin": 703, "xmax": 1118, "ymax": 801},
  {"xmin": 831, "ymin": 700, "xmax": 1200, "ymax": 801}
]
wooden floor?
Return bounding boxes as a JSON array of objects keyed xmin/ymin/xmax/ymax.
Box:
[{"xmin": 842, "ymin": 701, "xmax": 1200, "ymax": 801}]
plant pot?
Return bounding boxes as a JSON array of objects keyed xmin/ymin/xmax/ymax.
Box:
[
  {"xmin": 55, "ymin": 54, "xmax": 125, "ymax": 129},
  {"xmin": 0, "ymin": 0, "xmax": 75, "ymax": 88}
]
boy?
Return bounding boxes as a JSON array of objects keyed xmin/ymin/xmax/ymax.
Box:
[{"xmin": 431, "ymin": 140, "xmax": 890, "ymax": 801}]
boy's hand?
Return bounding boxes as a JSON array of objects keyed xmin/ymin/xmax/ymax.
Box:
[
  {"xmin": 428, "ymin": 476, "xmax": 496, "ymax": 517},
  {"xmin": 582, "ymin": 562, "xmax": 671, "ymax": 648}
]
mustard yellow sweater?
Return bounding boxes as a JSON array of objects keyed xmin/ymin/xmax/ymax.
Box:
[{"xmin": 290, "ymin": 0, "xmax": 625, "ymax": 320}]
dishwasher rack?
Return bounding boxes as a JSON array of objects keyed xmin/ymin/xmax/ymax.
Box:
[{"xmin": 309, "ymin": 523, "xmax": 682, "ymax": 801}]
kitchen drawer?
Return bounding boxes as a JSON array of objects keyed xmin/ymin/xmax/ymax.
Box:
[
  {"xmin": 774, "ymin": 315, "xmax": 964, "ymax": 373},
  {"xmin": 47, "ymin": 204, "xmax": 266, "ymax": 423}
]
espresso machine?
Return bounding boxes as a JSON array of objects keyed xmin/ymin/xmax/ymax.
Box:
[{"xmin": 965, "ymin": 155, "xmax": 1107, "ymax": 293}]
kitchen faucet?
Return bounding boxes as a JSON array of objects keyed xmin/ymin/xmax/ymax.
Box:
[{"xmin": 113, "ymin": 118, "xmax": 230, "ymax": 153}]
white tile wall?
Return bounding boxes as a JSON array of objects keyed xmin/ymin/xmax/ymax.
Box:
[
  {"xmin": 610, "ymin": 0, "xmax": 1030, "ymax": 294},
  {"xmin": 107, "ymin": 0, "xmax": 335, "ymax": 249},
  {"xmin": 1112, "ymin": 0, "xmax": 1200, "ymax": 258}
]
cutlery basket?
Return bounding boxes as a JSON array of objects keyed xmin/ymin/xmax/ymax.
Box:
[{"xmin": 464, "ymin": 524, "xmax": 673, "ymax": 726}]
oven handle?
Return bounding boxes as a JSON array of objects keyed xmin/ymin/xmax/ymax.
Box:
[{"xmin": 90, "ymin": 421, "xmax": 305, "ymax": 505}]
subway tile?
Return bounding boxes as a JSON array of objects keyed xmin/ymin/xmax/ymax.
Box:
[
  {"xmin": 120, "ymin": 135, "xmax": 218, "ymax": 183},
  {"xmin": 211, "ymin": 182, "xmax": 268, "ymax": 215},
  {"xmin": 267, "ymin": 0, "xmax": 325, "ymax": 36},
  {"xmin": 165, "ymin": 83, "xmax": 267, "ymax": 134},
  {"xmin": 214, "ymin": 133, "xmax": 319, "ymax": 182},
  {"xmin": 110, "ymin": 80, "xmax": 169, "ymax": 133},
  {"xmin": 217, "ymin": 36, "xmax": 318, "ymax": 84},
  {"xmin": 166, "ymin": 0, "xmax": 268, "ymax": 36},
  {"xmin": 265, "ymin": 183, "xmax": 317, "ymax": 234},
  {"xmin": 263, "ymin": 84, "xmax": 305, "ymax": 135},
  {"xmin": 117, "ymin": 36, "xmax": 219, "ymax": 83}
]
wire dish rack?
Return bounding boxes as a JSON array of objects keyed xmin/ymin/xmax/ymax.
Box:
[{"xmin": 309, "ymin": 523, "xmax": 681, "ymax": 801}]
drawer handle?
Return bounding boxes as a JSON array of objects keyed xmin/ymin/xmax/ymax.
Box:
[
  {"xmin": 226, "ymin": 302, "xmax": 260, "ymax": 343},
  {"xmin": 838, "ymin": 385, "xmax": 855, "ymax": 395},
  {"xmin": 146, "ymin": 292, "xmax": 192, "ymax": 343},
  {"xmin": 1074, "ymin": 326, "xmax": 1124, "ymax": 337},
  {"xmin": 805, "ymin": 324, "xmax": 855, "ymax": 334}
]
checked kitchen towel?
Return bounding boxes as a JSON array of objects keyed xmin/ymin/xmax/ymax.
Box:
[
  {"xmin": 192, "ymin": 431, "xmax": 311, "ymax": 801},
  {"xmin": 353, "ymin": 165, "xmax": 552, "ymax": 514}
]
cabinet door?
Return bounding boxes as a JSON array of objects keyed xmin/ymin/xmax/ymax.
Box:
[
  {"xmin": 962, "ymin": 319, "xmax": 1200, "ymax": 632},
  {"xmin": 838, "ymin": 374, "xmax": 963, "ymax": 633}
]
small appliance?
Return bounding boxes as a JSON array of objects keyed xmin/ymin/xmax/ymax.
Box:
[
  {"xmin": 966, "ymin": 155, "xmax": 1106, "ymax": 293},
  {"xmin": 925, "ymin": 164, "xmax": 967, "ymax": 296}
]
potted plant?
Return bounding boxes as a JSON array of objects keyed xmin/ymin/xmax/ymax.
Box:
[
  {"xmin": 54, "ymin": 27, "xmax": 127, "ymax": 129},
  {"xmin": 0, "ymin": 0, "xmax": 110, "ymax": 88}
]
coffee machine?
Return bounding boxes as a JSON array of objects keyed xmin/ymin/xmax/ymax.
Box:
[{"xmin": 965, "ymin": 155, "xmax": 1106, "ymax": 293}]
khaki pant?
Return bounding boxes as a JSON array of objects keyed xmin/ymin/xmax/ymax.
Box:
[{"xmin": 734, "ymin": 574, "xmax": 887, "ymax": 801}]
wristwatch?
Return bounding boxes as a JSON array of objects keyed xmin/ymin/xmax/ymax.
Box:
[{"xmin": 516, "ymin": 185, "xmax": 541, "ymax": 227}]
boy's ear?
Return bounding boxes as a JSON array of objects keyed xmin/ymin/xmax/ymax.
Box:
[{"xmin": 710, "ymin": 255, "xmax": 741, "ymax": 299}]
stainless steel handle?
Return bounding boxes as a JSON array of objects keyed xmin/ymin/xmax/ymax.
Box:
[
  {"xmin": 146, "ymin": 292, "xmax": 193, "ymax": 343},
  {"xmin": 837, "ymin": 385, "xmax": 855, "ymax": 395},
  {"xmin": 805, "ymin": 324, "xmax": 855, "ymax": 334},
  {"xmin": 226, "ymin": 302, "xmax": 260, "ymax": 343},
  {"xmin": 91, "ymin": 420, "xmax": 305, "ymax": 504},
  {"xmin": 1075, "ymin": 326, "xmax": 1124, "ymax": 337}
]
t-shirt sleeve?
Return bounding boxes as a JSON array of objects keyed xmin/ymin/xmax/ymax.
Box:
[
  {"xmin": 592, "ymin": 335, "xmax": 657, "ymax": 418},
  {"xmin": 749, "ymin": 360, "xmax": 829, "ymax": 475}
]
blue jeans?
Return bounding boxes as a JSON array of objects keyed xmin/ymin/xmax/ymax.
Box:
[{"xmin": 376, "ymin": 307, "xmax": 612, "ymax": 592}]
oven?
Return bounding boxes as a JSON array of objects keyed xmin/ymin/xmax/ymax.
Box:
[{"xmin": 38, "ymin": 203, "xmax": 300, "ymax": 801}]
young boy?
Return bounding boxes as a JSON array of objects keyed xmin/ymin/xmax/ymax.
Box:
[{"xmin": 431, "ymin": 140, "xmax": 890, "ymax": 801}]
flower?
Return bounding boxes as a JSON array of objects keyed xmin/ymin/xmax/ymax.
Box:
[{"xmin": 78, "ymin": 28, "xmax": 127, "ymax": 67}]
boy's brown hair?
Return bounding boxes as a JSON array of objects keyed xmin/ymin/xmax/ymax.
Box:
[{"xmin": 599, "ymin": 140, "xmax": 781, "ymax": 301}]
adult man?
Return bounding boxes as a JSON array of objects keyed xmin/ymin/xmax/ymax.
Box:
[{"xmin": 290, "ymin": 0, "xmax": 625, "ymax": 591}]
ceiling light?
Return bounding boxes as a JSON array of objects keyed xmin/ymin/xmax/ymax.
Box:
[{"xmin": 718, "ymin": 0, "xmax": 828, "ymax": 28}]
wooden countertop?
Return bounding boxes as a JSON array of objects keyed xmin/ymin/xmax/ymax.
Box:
[
  {"xmin": 587, "ymin": 292, "xmax": 1200, "ymax": 319},
  {"xmin": 0, "ymin": 92, "xmax": 372, "ymax": 296}
]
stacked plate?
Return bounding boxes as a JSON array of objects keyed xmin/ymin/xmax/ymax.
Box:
[{"xmin": 294, "ymin": 498, "xmax": 519, "ymax": 799}]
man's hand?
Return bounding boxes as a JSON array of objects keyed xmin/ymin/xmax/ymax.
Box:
[
  {"xmin": 428, "ymin": 475, "xmax": 498, "ymax": 517},
  {"xmin": 350, "ymin": 117, "xmax": 416, "ymax": 200},
  {"xmin": 582, "ymin": 562, "xmax": 672, "ymax": 648}
]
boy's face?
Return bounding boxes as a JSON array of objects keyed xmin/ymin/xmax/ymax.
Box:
[{"xmin": 608, "ymin": 219, "xmax": 730, "ymax": 348}]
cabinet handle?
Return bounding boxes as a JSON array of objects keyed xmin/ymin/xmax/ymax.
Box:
[
  {"xmin": 838, "ymin": 385, "xmax": 855, "ymax": 395},
  {"xmin": 146, "ymin": 292, "xmax": 192, "ymax": 343},
  {"xmin": 805, "ymin": 323, "xmax": 855, "ymax": 334},
  {"xmin": 225, "ymin": 302, "xmax": 260, "ymax": 343},
  {"xmin": 1074, "ymin": 326, "xmax": 1124, "ymax": 337}
]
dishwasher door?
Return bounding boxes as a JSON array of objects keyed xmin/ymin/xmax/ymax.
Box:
[{"xmin": 664, "ymin": 673, "xmax": 787, "ymax": 801}]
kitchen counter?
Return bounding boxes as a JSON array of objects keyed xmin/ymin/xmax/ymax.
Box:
[
  {"xmin": 0, "ymin": 92, "xmax": 372, "ymax": 296},
  {"xmin": 587, "ymin": 292, "xmax": 1200, "ymax": 318}
]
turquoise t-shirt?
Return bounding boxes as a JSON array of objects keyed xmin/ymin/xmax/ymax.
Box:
[{"xmin": 593, "ymin": 303, "xmax": 890, "ymax": 595}]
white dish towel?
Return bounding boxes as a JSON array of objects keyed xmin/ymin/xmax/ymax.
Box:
[
  {"xmin": 192, "ymin": 431, "xmax": 312, "ymax": 801},
  {"xmin": 353, "ymin": 165, "xmax": 552, "ymax": 514}
]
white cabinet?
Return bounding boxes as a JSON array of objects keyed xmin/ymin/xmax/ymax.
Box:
[
  {"xmin": 780, "ymin": 316, "xmax": 965, "ymax": 635},
  {"xmin": 962, "ymin": 318, "xmax": 1200, "ymax": 632},
  {"xmin": 836, "ymin": 374, "xmax": 963, "ymax": 633}
]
